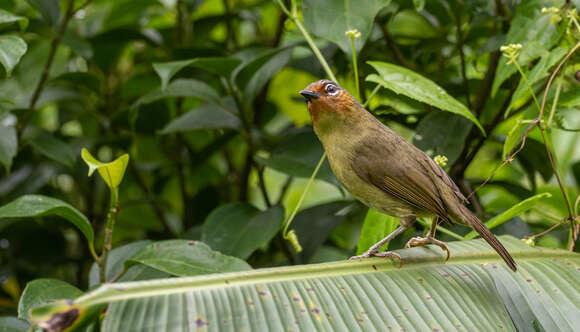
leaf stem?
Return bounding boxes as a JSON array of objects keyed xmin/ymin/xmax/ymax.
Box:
[
  {"xmin": 362, "ymin": 85, "xmax": 381, "ymax": 108},
  {"xmin": 349, "ymin": 35, "xmax": 360, "ymax": 100}
]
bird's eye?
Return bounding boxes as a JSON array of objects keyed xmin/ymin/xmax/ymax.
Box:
[{"xmin": 325, "ymin": 84, "xmax": 339, "ymax": 96}]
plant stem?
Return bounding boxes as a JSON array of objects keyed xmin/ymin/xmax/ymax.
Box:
[
  {"xmin": 362, "ymin": 85, "xmax": 381, "ymax": 108},
  {"xmin": 546, "ymin": 74, "xmax": 563, "ymax": 127},
  {"xmin": 349, "ymin": 36, "xmax": 360, "ymax": 100},
  {"xmin": 19, "ymin": 0, "xmax": 76, "ymax": 135},
  {"xmin": 99, "ymin": 187, "xmax": 119, "ymax": 283}
]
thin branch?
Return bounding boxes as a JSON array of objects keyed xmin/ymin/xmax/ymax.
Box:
[
  {"xmin": 454, "ymin": 1, "xmax": 472, "ymax": 109},
  {"xmin": 255, "ymin": 163, "xmax": 271, "ymax": 208}
]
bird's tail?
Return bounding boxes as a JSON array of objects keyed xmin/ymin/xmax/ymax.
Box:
[{"xmin": 455, "ymin": 204, "xmax": 517, "ymax": 272}]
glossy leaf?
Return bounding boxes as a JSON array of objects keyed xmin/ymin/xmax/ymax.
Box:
[
  {"xmin": 88, "ymin": 241, "xmax": 153, "ymax": 287},
  {"xmin": 506, "ymin": 47, "xmax": 567, "ymax": 115},
  {"xmin": 153, "ymin": 57, "xmax": 241, "ymax": 89},
  {"xmin": 413, "ymin": 112, "xmax": 471, "ymax": 166},
  {"xmin": 464, "ymin": 193, "xmax": 552, "ymax": 240},
  {"xmin": 491, "ymin": 0, "xmax": 563, "ymax": 97},
  {"xmin": 0, "ymin": 35, "xmax": 27, "ymax": 76},
  {"xmin": 160, "ymin": 103, "xmax": 241, "ymax": 134},
  {"xmin": 132, "ymin": 78, "xmax": 221, "ymax": 109},
  {"xmin": 126, "ymin": 240, "xmax": 252, "ymax": 276},
  {"xmin": 25, "ymin": 129, "xmax": 76, "ymax": 168},
  {"xmin": 28, "ymin": 237, "xmax": 580, "ymax": 332},
  {"xmin": 0, "ymin": 195, "xmax": 95, "ymax": 255},
  {"xmin": 18, "ymin": 279, "xmax": 82, "ymax": 320},
  {"xmin": 26, "ymin": 0, "xmax": 60, "ymax": 26},
  {"xmin": 356, "ymin": 208, "xmax": 398, "ymax": 255},
  {"xmin": 302, "ymin": 0, "xmax": 391, "ymax": 54},
  {"xmin": 0, "ymin": 9, "xmax": 28, "ymax": 30},
  {"xmin": 387, "ymin": 9, "xmax": 437, "ymax": 39},
  {"xmin": 367, "ymin": 61, "xmax": 485, "ymax": 134},
  {"xmin": 0, "ymin": 112, "xmax": 17, "ymax": 171},
  {"xmin": 235, "ymin": 45, "xmax": 295, "ymax": 101},
  {"xmin": 201, "ymin": 204, "xmax": 284, "ymax": 259},
  {"xmin": 81, "ymin": 148, "xmax": 129, "ymax": 189}
]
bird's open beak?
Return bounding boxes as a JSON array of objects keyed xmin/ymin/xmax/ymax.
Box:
[{"xmin": 299, "ymin": 89, "xmax": 322, "ymax": 100}]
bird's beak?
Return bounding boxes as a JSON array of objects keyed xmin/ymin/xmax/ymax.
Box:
[{"xmin": 299, "ymin": 89, "xmax": 322, "ymax": 101}]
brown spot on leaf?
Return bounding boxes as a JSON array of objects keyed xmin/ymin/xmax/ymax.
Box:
[
  {"xmin": 425, "ymin": 296, "xmax": 432, "ymax": 301},
  {"xmin": 306, "ymin": 287, "xmax": 314, "ymax": 292},
  {"xmin": 38, "ymin": 308, "xmax": 79, "ymax": 332},
  {"xmin": 195, "ymin": 317, "xmax": 208, "ymax": 328},
  {"xmin": 372, "ymin": 265, "xmax": 377, "ymax": 270},
  {"xmin": 188, "ymin": 241, "xmax": 198, "ymax": 246},
  {"xmin": 417, "ymin": 277, "xmax": 424, "ymax": 284}
]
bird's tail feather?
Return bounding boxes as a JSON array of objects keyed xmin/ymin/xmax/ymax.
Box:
[{"xmin": 456, "ymin": 204, "xmax": 517, "ymax": 272}]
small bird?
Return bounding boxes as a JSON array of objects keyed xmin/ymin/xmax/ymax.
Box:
[{"xmin": 299, "ymin": 79, "xmax": 517, "ymax": 271}]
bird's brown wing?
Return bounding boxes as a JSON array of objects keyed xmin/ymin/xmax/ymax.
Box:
[
  {"xmin": 423, "ymin": 152, "xmax": 468, "ymax": 204},
  {"xmin": 351, "ymin": 137, "xmax": 448, "ymax": 218}
]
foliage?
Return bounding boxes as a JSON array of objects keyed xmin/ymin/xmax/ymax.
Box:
[{"xmin": 0, "ymin": 0, "xmax": 579, "ymax": 330}]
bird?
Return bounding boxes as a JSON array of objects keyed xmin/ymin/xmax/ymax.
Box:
[{"xmin": 299, "ymin": 79, "xmax": 517, "ymax": 272}]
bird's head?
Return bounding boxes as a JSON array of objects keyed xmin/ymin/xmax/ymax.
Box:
[{"xmin": 299, "ymin": 80, "xmax": 360, "ymax": 125}]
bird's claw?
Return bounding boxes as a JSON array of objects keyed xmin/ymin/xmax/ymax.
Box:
[
  {"xmin": 405, "ymin": 236, "xmax": 451, "ymax": 262},
  {"xmin": 349, "ymin": 251, "xmax": 402, "ymax": 267}
]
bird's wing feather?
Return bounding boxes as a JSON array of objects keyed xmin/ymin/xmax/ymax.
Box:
[{"xmin": 351, "ymin": 135, "xmax": 448, "ymax": 218}]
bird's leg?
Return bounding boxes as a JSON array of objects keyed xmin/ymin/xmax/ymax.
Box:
[
  {"xmin": 405, "ymin": 216, "xmax": 451, "ymax": 261},
  {"xmin": 349, "ymin": 225, "xmax": 407, "ymax": 264}
]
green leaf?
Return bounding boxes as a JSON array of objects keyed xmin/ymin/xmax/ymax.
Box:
[
  {"xmin": 254, "ymin": 129, "xmax": 337, "ymax": 185},
  {"xmin": 506, "ymin": 47, "xmax": 568, "ymax": 115},
  {"xmin": 0, "ymin": 9, "xmax": 28, "ymax": 30},
  {"xmin": 201, "ymin": 204, "xmax": 284, "ymax": 259},
  {"xmin": 235, "ymin": 45, "xmax": 295, "ymax": 102},
  {"xmin": 132, "ymin": 78, "xmax": 221, "ymax": 109},
  {"xmin": 29, "ymin": 237, "xmax": 580, "ymax": 332},
  {"xmin": 0, "ymin": 317, "xmax": 29, "ymax": 332},
  {"xmin": 125, "ymin": 240, "xmax": 252, "ymax": 276},
  {"xmin": 88, "ymin": 241, "xmax": 154, "ymax": 287},
  {"xmin": 356, "ymin": 208, "xmax": 399, "ymax": 255},
  {"xmin": 0, "ymin": 195, "xmax": 95, "ymax": 256},
  {"xmin": 413, "ymin": 112, "xmax": 471, "ymax": 166},
  {"xmin": 25, "ymin": 129, "xmax": 76, "ymax": 168},
  {"xmin": 491, "ymin": 0, "xmax": 564, "ymax": 97},
  {"xmin": 81, "ymin": 148, "xmax": 129, "ymax": 189},
  {"xmin": 302, "ymin": 0, "xmax": 391, "ymax": 54},
  {"xmin": 502, "ymin": 120, "xmax": 528, "ymax": 160},
  {"xmin": 18, "ymin": 279, "xmax": 82, "ymax": 320},
  {"xmin": 464, "ymin": 193, "xmax": 552, "ymax": 240},
  {"xmin": 367, "ymin": 61, "xmax": 485, "ymax": 134},
  {"xmin": 153, "ymin": 57, "xmax": 241, "ymax": 90},
  {"xmin": 26, "ymin": 0, "xmax": 60, "ymax": 26},
  {"xmin": 413, "ymin": 0, "xmax": 425, "ymax": 11},
  {"xmin": 387, "ymin": 9, "xmax": 437, "ymax": 39},
  {"xmin": 0, "ymin": 35, "xmax": 27, "ymax": 76},
  {"xmin": 160, "ymin": 103, "xmax": 241, "ymax": 134},
  {"xmin": 0, "ymin": 112, "xmax": 17, "ymax": 171}
]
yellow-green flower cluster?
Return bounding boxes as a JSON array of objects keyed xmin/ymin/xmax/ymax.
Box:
[
  {"xmin": 345, "ymin": 29, "xmax": 361, "ymax": 39},
  {"xmin": 433, "ymin": 155, "xmax": 448, "ymax": 168},
  {"xmin": 542, "ymin": 6, "xmax": 562, "ymax": 24},
  {"xmin": 500, "ymin": 43, "xmax": 522, "ymax": 64}
]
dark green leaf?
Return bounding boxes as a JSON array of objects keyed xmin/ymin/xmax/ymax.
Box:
[
  {"xmin": 0, "ymin": 9, "xmax": 28, "ymax": 30},
  {"xmin": 132, "ymin": 78, "xmax": 221, "ymax": 109},
  {"xmin": 26, "ymin": 0, "xmax": 60, "ymax": 26},
  {"xmin": 387, "ymin": 9, "xmax": 437, "ymax": 39},
  {"xmin": 0, "ymin": 317, "xmax": 29, "ymax": 332},
  {"xmin": 201, "ymin": 204, "xmax": 284, "ymax": 259},
  {"xmin": 0, "ymin": 35, "xmax": 27, "ymax": 76},
  {"xmin": 25, "ymin": 129, "xmax": 76, "ymax": 168},
  {"xmin": 153, "ymin": 57, "xmax": 241, "ymax": 89},
  {"xmin": 573, "ymin": 161, "xmax": 580, "ymax": 187},
  {"xmin": 507, "ymin": 47, "xmax": 567, "ymax": 115},
  {"xmin": 160, "ymin": 103, "xmax": 241, "ymax": 134},
  {"xmin": 126, "ymin": 240, "xmax": 252, "ymax": 276},
  {"xmin": 302, "ymin": 0, "xmax": 391, "ymax": 54},
  {"xmin": 62, "ymin": 30, "xmax": 93, "ymax": 59},
  {"xmin": 89, "ymin": 241, "xmax": 153, "ymax": 286},
  {"xmin": 464, "ymin": 193, "xmax": 551, "ymax": 240},
  {"xmin": 0, "ymin": 195, "xmax": 95, "ymax": 254},
  {"xmin": 0, "ymin": 112, "xmax": 17, "ymax": 171},
  {"xmin": 356, "ymin": 208, "xmax": 399, "ymax": 255},
  {"xmin": 18, "ymin": 279, "xmax": 82, "ymax": 320},
  {"xmin": 413, "ymin": 112, "xmax": 471, "ymax": 165},
  {"xmin": 367, "ymin": 61, "xmax": 485, "ymax": 134},
  {"xmin": 254, "ymin": 129, "xmax": 337, "ymax": 185},
  {"xmin": 491, "ymin": 0, "xmax": 564, "ymax": 97},
  {"xmin": 50, "ymin": 72, "xmax": 101, "ymax": 94},
  {"xmin": 235, "ymin": 44, "xmax": 295, "ymax": 101}
]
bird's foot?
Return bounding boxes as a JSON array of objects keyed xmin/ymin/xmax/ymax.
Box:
[
  {"xmin": 405, "ymin": 236, "xmax": 450, "ymax": 262},
  {"xmin": 349, "ymin": 251, "xmax": 402, "ymax": 267}
]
